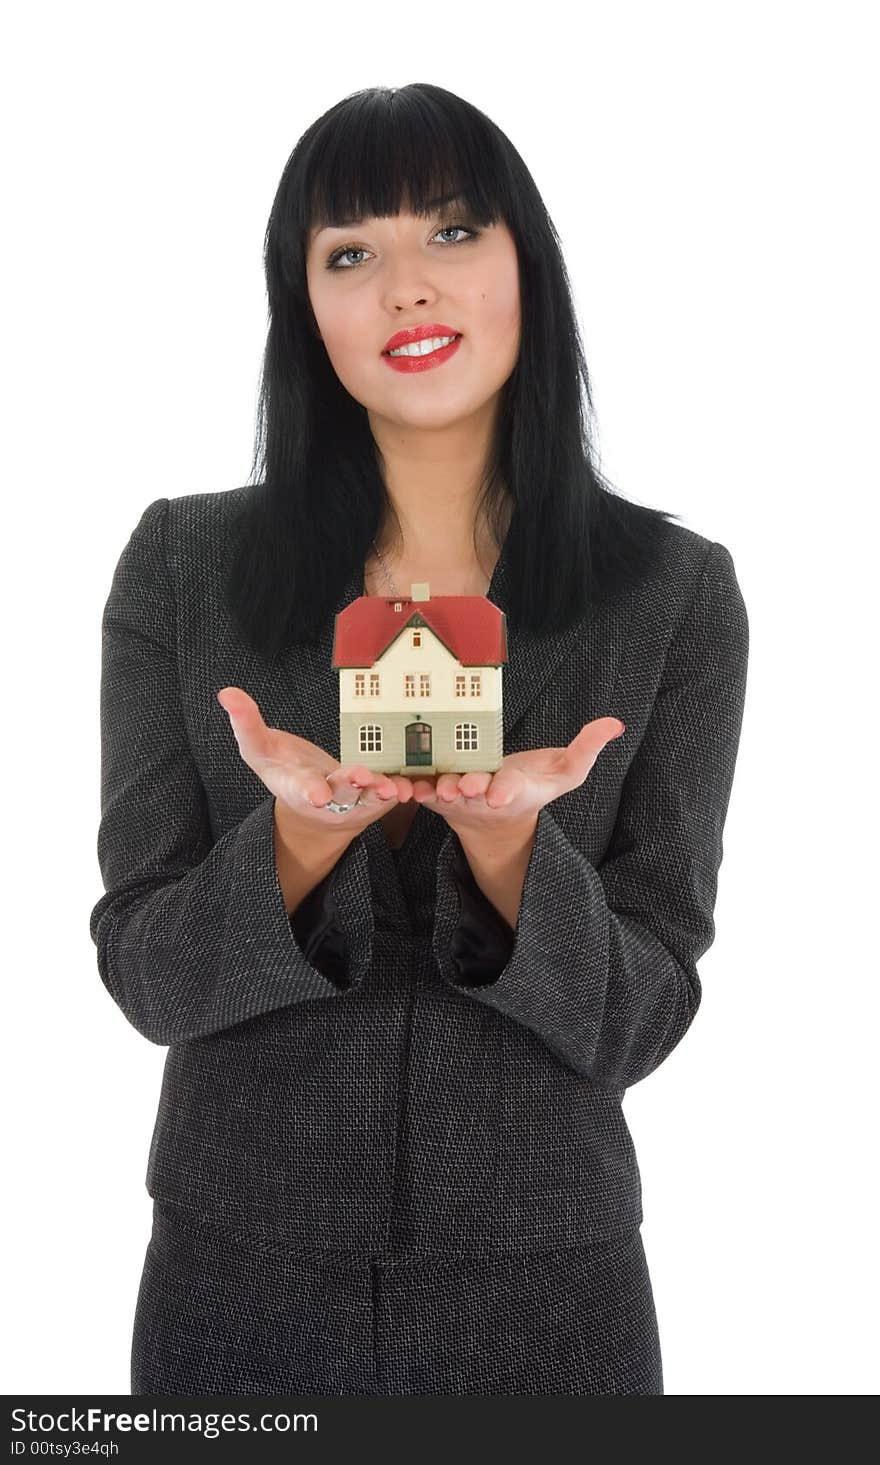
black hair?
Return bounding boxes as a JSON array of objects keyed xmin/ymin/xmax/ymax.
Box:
[{"xmin": 225, "ymin": 81, "xmax": 682, "ymax": 658}]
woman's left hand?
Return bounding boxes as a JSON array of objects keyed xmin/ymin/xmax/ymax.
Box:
[{"xmin": 409, "ymin": 716, "xmax": 626, "ymax": 841}]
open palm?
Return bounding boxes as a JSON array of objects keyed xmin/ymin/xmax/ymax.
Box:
[
  {"xmin": 408, "ymin": 717, "xmax": 626, "ymax": 834},
  {"xmin": 216, "ymin": 686, "xmax": 417, "ymax": 823}
]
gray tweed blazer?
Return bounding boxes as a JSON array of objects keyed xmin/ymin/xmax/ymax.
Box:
[{"xmin": 89, "ymin": 489, "xmax": 749, "ymax": 1258}]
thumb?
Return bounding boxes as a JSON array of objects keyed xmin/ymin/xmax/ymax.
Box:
[
  {"xmin": 216, "ymin": 686, "xmax": 269, "ymax": 752},
  {"xmin": 570, "ymin": 716, "xmax": 626, "ymax": 763},
  {"xmin": 600, "ymin": 716, "xmax": 626, "ymax": 744}
]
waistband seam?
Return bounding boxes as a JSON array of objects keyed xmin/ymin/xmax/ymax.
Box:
[{"xmin": 150, "ymin": 1197, "xmax": 643, "ymax": 1263}]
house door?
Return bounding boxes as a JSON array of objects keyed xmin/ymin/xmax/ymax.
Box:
[{"xmin": 404, "ymin": 721, "xmax": 433, "ymax": 766}]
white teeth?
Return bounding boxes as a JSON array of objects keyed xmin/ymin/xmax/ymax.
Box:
[{"xmin": 388, "ymin": 334, "xmax": 458, "ymax": 357}]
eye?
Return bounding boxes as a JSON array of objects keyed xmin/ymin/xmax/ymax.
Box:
[
  {"xmin": 325, "ymin": 222, "xmax": 481, "ymax": 272},
  {"xmin": 435, "ymin": 225, "xmax": 473, "ymax": 244}
]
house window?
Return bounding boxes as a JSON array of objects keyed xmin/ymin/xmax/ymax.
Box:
[
  {"xmin": 405, "ymin": 673, "xmax": 416, "ymax": 698},
  {"xmin": 419, "ymin": 672, "xmax": 430, "ymax": 698},
  {"xmin": 354, "ymin": 673, "xmax": 365, "ymax": 696},
  {"xmin": 411, "ymin": 629, "xmax": 422, "ymax": 647},
  {"xmin": 469, "ymin": 673, "xmax": 481, "ymax": 696},
  {"xmin": 455, "ymin": 674, "xmax": 466, "ymax": 697},
  {"xmin": 369, "ymin": 672, "xmax": 380, "ymax": 696},
  {"xmin": 455, "ymin": 723, "xmax": 479, "ymax": 752},
  {"xmin": 359, "ymin": 724, "xmax": 382, "ymax": 753}
]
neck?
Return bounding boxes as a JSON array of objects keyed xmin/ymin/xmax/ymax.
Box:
[
  {"xmin": 367, "ymin": 399, "xmax": 504, "ymax": 564},
  {"xmin": 365, "ymin": 501, "xmax": 511, "ymax": 595}
]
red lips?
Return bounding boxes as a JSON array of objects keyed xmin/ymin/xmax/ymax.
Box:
[{"xmin": 382, "ymin": 323, "xmax": 462, "ymax": 354}]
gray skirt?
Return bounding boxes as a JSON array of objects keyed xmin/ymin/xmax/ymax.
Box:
[{"xmin": 131, "ymin": 1200, "xmax": 663, "ymax": 1396}]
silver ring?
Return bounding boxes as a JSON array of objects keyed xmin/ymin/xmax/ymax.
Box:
[{"xmin": 324, "ymin": 775, "xmax": 362, "ymax": 815}]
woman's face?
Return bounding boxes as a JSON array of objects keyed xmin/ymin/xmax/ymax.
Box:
[{"xmin": 305, "ymin": 200, "xmax": 521, "ymax": 433}]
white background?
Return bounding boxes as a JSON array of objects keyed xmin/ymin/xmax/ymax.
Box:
[{"xmin": 3, "ymin": 0, "xmax": 877, "ymax": 1398}]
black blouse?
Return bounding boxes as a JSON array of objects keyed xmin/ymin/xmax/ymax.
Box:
[{"xmin": 290, "ymin": 838, "xmax": 516, "ymax": 990}]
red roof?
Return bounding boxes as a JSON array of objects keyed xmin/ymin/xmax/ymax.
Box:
[{"xmin": 332, "ymin": 593, "xmax": 508, "ymax": 669}]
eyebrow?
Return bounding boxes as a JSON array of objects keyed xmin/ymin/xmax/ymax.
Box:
[{"xmin": 311, "ymin": 192, "xmax": 467, "ymax": 238}]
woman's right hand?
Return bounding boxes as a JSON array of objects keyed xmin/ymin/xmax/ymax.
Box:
[{"xmin": 216, "ymin": 686, "xmax": 416, "ymax": 832}]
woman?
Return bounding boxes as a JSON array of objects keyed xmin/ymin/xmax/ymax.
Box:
[{"xmin": 90, "ymin": 82, "xmax": 749, "ymax": 1396}]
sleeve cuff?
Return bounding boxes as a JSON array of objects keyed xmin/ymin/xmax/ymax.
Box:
[
  {"xmin": 433, "ymin": 816, "xmax": 544, "ymax": 991},
  {"xmin": 234, "ymin": 794, "xmax": 375, "ymax": 998},
  {"xmin": 288, "ymin": 843, "xmax": 366, "ymax": 990},
  {"xmin": 432, "ymin": 803, "xmax": 607, "ymax": 1043}
]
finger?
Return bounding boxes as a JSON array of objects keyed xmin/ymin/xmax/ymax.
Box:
[
  {"xmin": 304, "ymin": 774, "xmax": 371, "ymax": 810},
  {"xmin": 333, "ymin": 766, "xmax": 399, "ymax": 805},
  {"xmin": 216, "ymin": 687, "xmax": 272, "ymax": 758},
  {"xmin": 346, "ymin": 764, "xmax": 400, "ymax": 801},
  {"xmin": 303, "ymin": 772, "xmax": 343, "ymax": 809},
  {"xmin": 485, "ymin": 768, "xmax": 524, "ymax": 808},
  {"xmin": 565, "ymin": 717, "xmax": 626, "ymax": 769},
  {"xmin": 388, "ymin": 774, "xmax": 416, "ymax": 803},
  {"xmin": 457, "ymin": 771, "xmax": 493, "ymax": 799},
  {"xmin": 301, "ymin": 766, "xmax": 364, "ymax": 809},
  {"xmin": 434, "ymin": 773, "xmax": 464, "ymax": 804}
]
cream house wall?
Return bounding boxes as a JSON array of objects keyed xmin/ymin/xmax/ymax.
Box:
[{"xmin": 339, "ymin": 620, "xmax": 503, "ymax": 716}]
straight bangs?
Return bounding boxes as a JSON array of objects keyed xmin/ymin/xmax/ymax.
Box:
[{"xmin": 269, "ymin": 85, "xmax": 531, "ymax": 289}]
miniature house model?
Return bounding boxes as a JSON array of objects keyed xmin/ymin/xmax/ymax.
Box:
[{"xmin": 332, "ymin": 583, "xmax": 508, "ymax": 776}]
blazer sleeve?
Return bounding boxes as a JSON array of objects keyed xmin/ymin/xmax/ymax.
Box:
[
  {"xmin": 431, "ymin": 540, "xmax": 749, "ymax": 1090},
  {"xmin": 88, "ymin": 496, "xmax": 374, "ymax": 1047}
]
